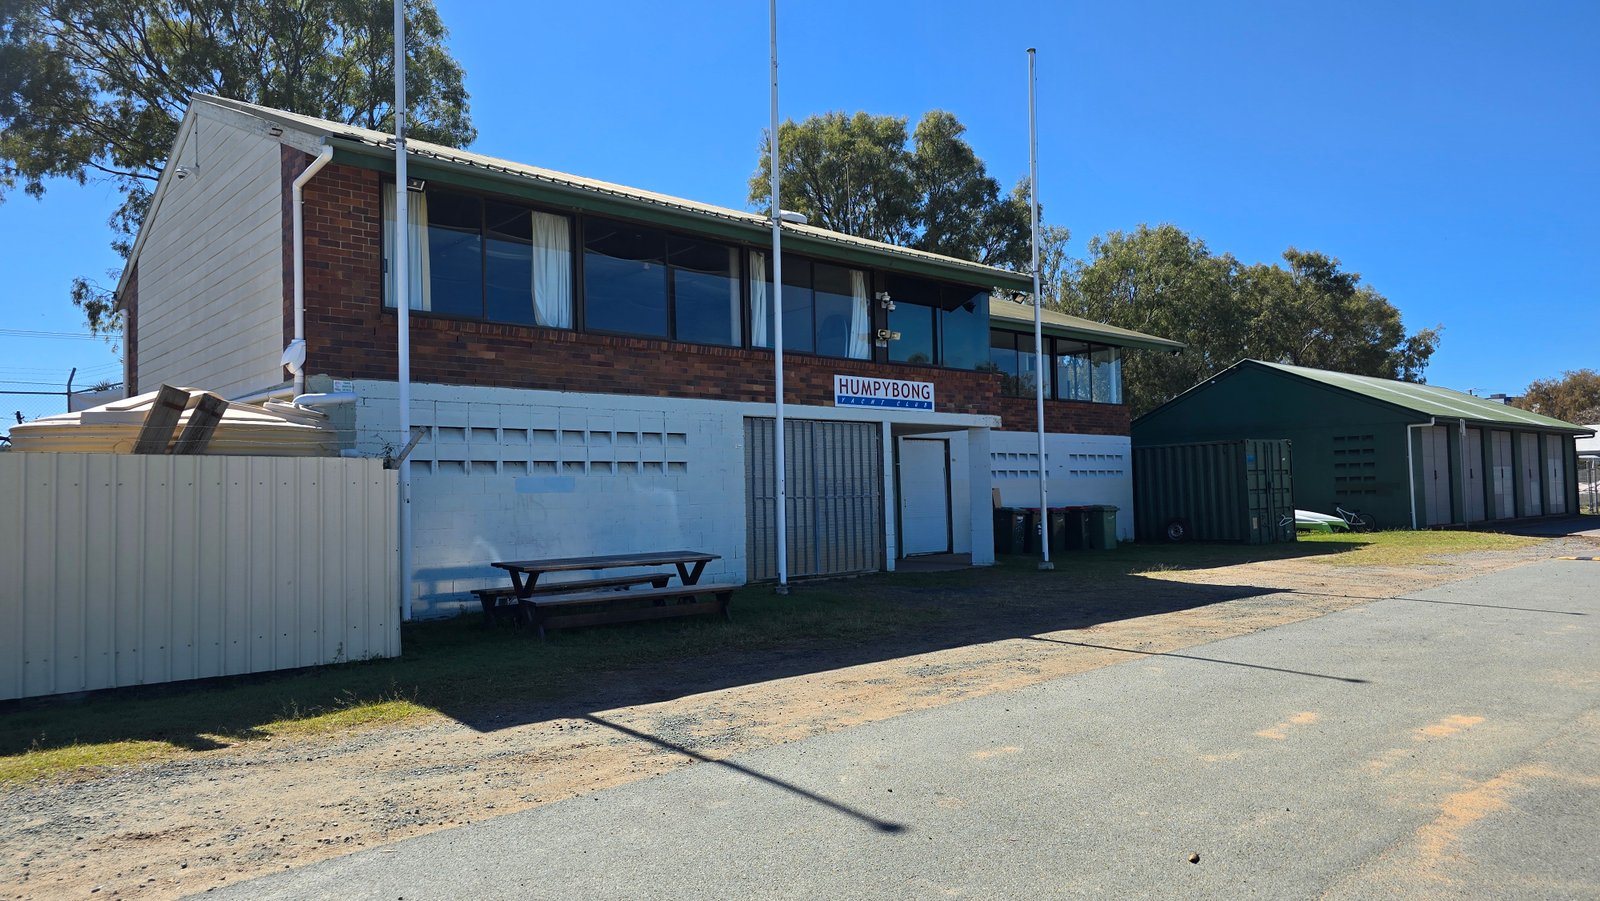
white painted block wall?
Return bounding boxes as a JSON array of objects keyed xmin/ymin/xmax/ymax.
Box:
[
  {"xmin": 353, "ymin": 381, "xmax": 1002, "ymax": 617},
  {"xmin": 355, "ymin": 382, "xmax": 748, "ymax": 618},
  {"xmin": 989, "ymin": 431, "xmax": 1136, "ymax": 540}
]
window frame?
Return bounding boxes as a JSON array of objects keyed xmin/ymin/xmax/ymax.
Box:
[
  {"xmin": 380, "ymin": 176, "xmax": 579, "ymax": 329},
  {"xmin": 988, "ymin": 328, "xmax": 1128, "ymax": 406},
  {"xmin": 376, "ymin": 176, "xmax": 1000, "ymax": 369}
]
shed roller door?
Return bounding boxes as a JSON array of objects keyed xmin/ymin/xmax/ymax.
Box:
[
  {"xmin": 1490, "ymin": 431, "xmax": 1514, "ymax": 519},
  {"xmin": 1545, "ymin": 434, "xmax": 1567, "ymax": 515},
  {"xmin": 1420, "ymin": 425, "xmax": 1452, "ymax": 526},
  {"xmin": 746, "ymin": 418, "xmax": 883, "ymax": 581},
  {"xmin": 1463, "ymin": 428, "xmax": 1486, "ymax": 523},
  {"xmin": 1521, "ymin": 433, "xmax": 1543, "ymax": 516}
]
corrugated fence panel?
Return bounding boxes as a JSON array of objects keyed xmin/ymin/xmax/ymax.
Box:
[{"xmin": 0, "ymin": 453, "xmax": 399, "ymax": 701}]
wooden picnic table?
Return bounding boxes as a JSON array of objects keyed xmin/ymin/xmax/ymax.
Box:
[
  {"xmin": 491, "ymin": 550, "xmax": 719, "ymax": 599},
  {"xmin": 487, "ymin": 550, "xmax": 732, "ymax": 639}
]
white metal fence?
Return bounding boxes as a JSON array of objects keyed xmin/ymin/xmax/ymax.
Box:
[{"xmin": 0, "ymin": 453, "xmax": 399, "ymax": 701}]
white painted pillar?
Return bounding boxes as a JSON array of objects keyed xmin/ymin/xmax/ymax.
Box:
[
  {"xmin": 882, "ymin": 419, "xmax": 897, "ymax": 571},
  {"xmin": 968, "ymin": 427, "xmax": 996, "ymax": 565}
]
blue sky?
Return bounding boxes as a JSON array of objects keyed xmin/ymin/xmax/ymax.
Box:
[{"xmin": 1, "ymin": 0, "xmax": 1595, "ymax": 417}]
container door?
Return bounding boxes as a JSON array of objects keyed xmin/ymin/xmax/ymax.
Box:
[
  {"xmin": 1463, "ymin": 428, "xmax": 1486, "ymax": 522},
  {"xmin": 898, "ymin": 438, "xmax": 951, "ymax": 556},
  {"xmin": 1420, "ymin": 425, "xmax": 1452, "ymax": 525},
  {"xmin": 1545, "ymin": 435, "xmax": 1567, "ymax": 515},
  {"xmin": 1521, "ymin": 433, "xmax": 1543, "ymax": 516},
  {"xmin": 746, "ymin": 417, "xmax": 883, "ymax": 580},
  {"xmin": 1490, "ymin": 431, "xmax": 1514, "ymax": 519}
]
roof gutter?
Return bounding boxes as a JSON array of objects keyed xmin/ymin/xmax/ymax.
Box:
[{"xmin": 289, "ymin": 143, "xmax": 335, "ymax": 396}]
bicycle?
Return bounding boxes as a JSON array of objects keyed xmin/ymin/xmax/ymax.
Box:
[{"xmin": 1334, "ymin": 505, "xmax": 1376, "ymax": 532}]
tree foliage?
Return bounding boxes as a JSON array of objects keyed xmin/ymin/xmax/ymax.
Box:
[
  {"xmin": 1514, "ymin": 369, "xmax": 1600, "ymax": 425},
  {"xmin": 750, "ymin": 109, "xmax": 1035, "ymax": 271},
  {"xmin": 0, "ymin": 0, "xmax": 476, "ymax": 332},
  {"xmin": 1060, "ymin": 224, "xmax": 1441, "ymax": 415}
]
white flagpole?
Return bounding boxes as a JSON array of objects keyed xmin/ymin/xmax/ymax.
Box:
[
  {"xmin": 395, "ymin": 0, "xmax": 414, "ymax": 619},
  {"xmin": 770, "ymin": 0, "xmax": 790, "ymax": 594},
  {"xmin": 1028, "ymin": 48, "xmax": 1053, "ymax": 571}
]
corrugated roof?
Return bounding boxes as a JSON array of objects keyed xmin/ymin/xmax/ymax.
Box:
[
  {"xmin": 1251, "ymin": 361, "xmax": 1594, "ymax": 434},
  {"xmin": 193, "ymin": 95, "xmax": 1035, "ymax": 292},
  {"xmin": 987, "ymin": 299, "xmax": 1185, "ymax": 353}
]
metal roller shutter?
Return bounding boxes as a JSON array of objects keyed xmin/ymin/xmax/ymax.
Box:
[{"xmin": 745, "ymin": 418, "xmax": 883, "ymax": 581}]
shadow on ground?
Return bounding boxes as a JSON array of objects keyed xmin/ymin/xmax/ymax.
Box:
[{"xmin": 1, "ymin": 538, "xmax": 1363, "ymax": 759}]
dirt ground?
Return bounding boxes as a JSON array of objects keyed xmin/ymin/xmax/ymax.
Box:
[{"xmin": 3, "ymin": 535, "xmax": 1595, "ymax": 900}]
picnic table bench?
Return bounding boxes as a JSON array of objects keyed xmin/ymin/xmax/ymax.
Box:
[{"xmin": 488, "ymin": 551, "xmax": 735, "ymax": 639}]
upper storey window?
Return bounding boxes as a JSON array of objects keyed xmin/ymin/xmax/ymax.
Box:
[
  {"xmin": 583, "ymin": 217, "xmax": 741, "ymax": 345},
  {"xmin": 382, "ymin": 183, "xmax": 573, "ymax": 327}
]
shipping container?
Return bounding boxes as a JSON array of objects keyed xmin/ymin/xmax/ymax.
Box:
[{"xmin": 1134, "ymin": 439, "xmax": 1295, "ymax": 544}]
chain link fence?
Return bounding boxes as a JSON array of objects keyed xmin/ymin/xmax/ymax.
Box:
[{"xmin": 1581, "ymin": 457, "xmax": 1599, "ymax": 516}]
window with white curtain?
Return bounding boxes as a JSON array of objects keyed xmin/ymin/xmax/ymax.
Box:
[
  {"xmin": 751, "ymin": 254, "xmax": 869, "ymax": 360},
  {"xmin": 383, "ymin": 182, "xmax": 572, "ymax": 327},
  {"xmin": 382, "ymin": 183, "xmax": 431, "ymax": 311}
]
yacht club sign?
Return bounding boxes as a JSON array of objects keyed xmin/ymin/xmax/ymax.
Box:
[{"xmin": 833, "ymin": 375, "xmax": 935, "ymax": 411}]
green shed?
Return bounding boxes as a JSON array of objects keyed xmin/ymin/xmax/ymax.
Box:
[{"xmin": 1132, "ymin": 361, "xmax": 1595, "ymax": 530}]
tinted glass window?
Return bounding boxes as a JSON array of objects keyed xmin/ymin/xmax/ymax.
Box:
[
  {"xmin": 1054, "ymin": 339, "xmax": 1092, "ymax": 401},
  {"xmin": 1014, "ymin": 332, "xmax": 1038, "ymax": 395},
  {"xmin": 813, "ymin": 263, "xmax": 862, "ymax": 359},
  {"xmin": 426, "ymin": 190, "xmax": 483, "ymax": 318},
  {"xmin": 484, "ymin": 201, "xmax": 535, "ymax": 326},
  {"xmin": 778, "ymin": 258, "xmax": 815, "ymax": 354},
  {"xmin": 670, "ymin": 237, "xmax": 740, "ymax": 346},
  {"xmin": 583, "ymin": 218, "xmax": 667, "ymax": 337},
  {"xmin": 941, "ymin": 288, "xmax": 989, "ymax": 370},
  {"xmin": 888, "ymin": 301, "xmax": 936, "ymax": 364},
  {"xmin": 988, "ymin": 331, "xmax": 1019, "ymax": 394},
  {"xmin": 1092, "ymin": 346, "xmax": 1123, "ymax": 404}
]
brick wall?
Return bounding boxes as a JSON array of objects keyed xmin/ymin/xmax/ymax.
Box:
[
  {"xmin": 294, "ymin": 157, "xmax": 1003, "ymax": 416},
  {"xmin": 121, "ymin": 263, "xmax": 139, "ymax": 394},
  {"xmin": 996, "ymin": 395, "xmax": 1130, "ymax": 436}
]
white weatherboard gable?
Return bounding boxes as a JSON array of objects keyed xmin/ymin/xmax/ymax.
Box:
[{"xmin": 136, "ymin": 103, "xmax": 287, "ymax": 397}]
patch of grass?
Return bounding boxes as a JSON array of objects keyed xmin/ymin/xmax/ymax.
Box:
[
  {"xmin": 5, "ymin": 531, "xmax": 1517, "ymax": 785},
  {"xmin": 0, "ymin": 583, "xmax": 951, "ymax": 784},
  {"xmin": 1299, "ymin": 529, "xmax": 1541, "ymax": 566},
  {"xmin": 0, "ymin": 740, "xmax": 175, "ymax": 784}
]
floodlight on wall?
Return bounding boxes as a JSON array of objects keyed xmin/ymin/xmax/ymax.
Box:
[
  {"xmin": 267, "ymin": 125, "xmax": 284, "ymax": 137},
  {"xmin": 406, "ymin": 177, "xmax": 426, "ymax": 193},
  {"xmin": 173, "ymin": 166, "xmax": 192, "ymax": 180},
  {"xmin": 778, "ymin": 210, "xmax": 808, "ymax": 224}
]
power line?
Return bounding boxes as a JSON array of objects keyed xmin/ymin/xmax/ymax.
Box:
[{"xmin": 0, "ymin": 328, "xmax": 122, "ymax": 341}]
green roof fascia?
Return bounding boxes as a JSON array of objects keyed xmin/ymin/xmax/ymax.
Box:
[
  {"xmin": 988, "ymin": 307, "xmax": 1185, "ymax": 353},
  {"xmin": 331, "ymin": 141, "xmax": 1033, "ymax": 293}
]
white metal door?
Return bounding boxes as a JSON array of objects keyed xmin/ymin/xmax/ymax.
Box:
[
  {"xmin": 1545, "ymin": 434, "xmax": 1567, "ymax": 515},
  {"xmin": 1521, "ymin": 433, "xmax": 1543, "ymax": 516},
  {"xmin": 1490, "ymin": 431, "xmax": 1514, "ymax": 519},
  {"xmin": 1420, "ymin": 425, "xmax": 1452, "ymax": 525},
  {"xmin": 1463, "ymin": 428, "xmax": 1486, "ymax": 522},
  {"xmin": 899, "ymin": 438, "xmax": 951, "ymax": 556}
]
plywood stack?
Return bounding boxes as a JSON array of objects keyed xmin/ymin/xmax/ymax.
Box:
[{"xmin": 7, "ymin": 385, "xmax": 339, "ymax": 457}]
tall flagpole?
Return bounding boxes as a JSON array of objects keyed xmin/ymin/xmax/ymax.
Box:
[
  {"xmin": 1028, "ymin": 48, "xmax": 1053, "ymax": 571},
  {"xmin": 395, "ymin": 0, "xmax": 414, "ymax": 619},
  {"xmin": 770, "ymin": 0, "xmax": 790, "ymax": 594}
]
